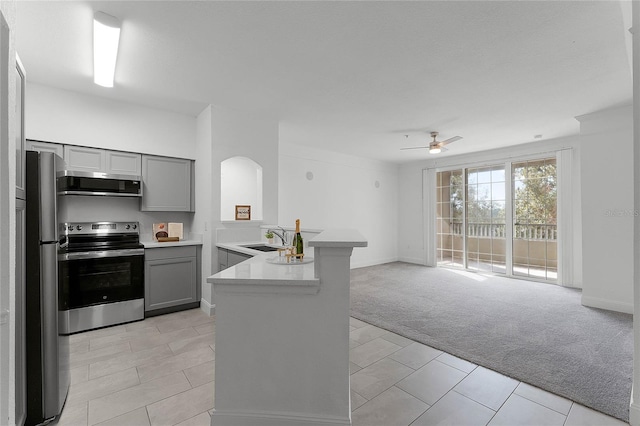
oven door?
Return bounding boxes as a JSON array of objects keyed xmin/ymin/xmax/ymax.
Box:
[{"xmin": 58, "ymin": 249, "xmax": 144, "ymax": 310}]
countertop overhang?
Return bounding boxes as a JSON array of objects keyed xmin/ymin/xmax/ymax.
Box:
[{"xmin": 208, "ymin": 252, "xmax": 319, "ymax": 294}]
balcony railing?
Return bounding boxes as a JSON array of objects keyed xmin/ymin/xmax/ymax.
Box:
[{"xmin": 447, "ymin": 222, "xmax": 557, "ymax": 240}]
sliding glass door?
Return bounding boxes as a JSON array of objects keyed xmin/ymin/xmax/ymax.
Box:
[
  {"xmin": 436, "ymin": 170, "xmax": 464, "ymax": 267},
  {"xmin": 512, "ymin": 159, "xmax": 557, "ymax": 280},
  {"xmin": 466, "ymin": 166, "xmax": 507, "ymax": 274},
  {"xmin": 436, "ymin": 157, "xmax": 557, "ymax": 283}
]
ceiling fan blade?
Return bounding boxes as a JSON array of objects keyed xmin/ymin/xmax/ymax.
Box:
[
  {"xmin": 400, "ymin": 146, "xmax": 429, "ymax": 150},
  {"xmin": 439, "ymin": 136, "xmax": 462, "ymax": 146}
]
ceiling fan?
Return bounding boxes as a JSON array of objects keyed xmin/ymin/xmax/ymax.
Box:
[{"xmin": 401, "ymin": 131, "xmax": 462, "ymax": 154}]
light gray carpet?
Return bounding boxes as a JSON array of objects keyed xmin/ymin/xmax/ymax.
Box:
[{"xmin": 350, "ymin": 262, "xmax": 633, "ymax": 421}]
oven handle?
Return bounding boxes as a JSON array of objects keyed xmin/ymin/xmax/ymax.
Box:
[{"xmin": 58, "ymin": 248, "xmax": 145, "ymax": 261}]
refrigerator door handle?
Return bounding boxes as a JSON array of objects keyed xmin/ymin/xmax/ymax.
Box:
[
  {"xmin": 40, "ymin": 242, "xmax": 61, "ymax": 418},
  {"xmin": 39, "ymin": 152, "xmax": 59, "ymax": 243}
]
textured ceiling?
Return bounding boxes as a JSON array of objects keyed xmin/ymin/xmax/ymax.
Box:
[{"xmin": 15, "ymin": 1, "xmax": 632, "ymax": 163}]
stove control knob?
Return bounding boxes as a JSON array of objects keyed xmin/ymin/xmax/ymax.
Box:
[
  {"xmin": 125, "ymin": 224, "xmax": 131, "ymax": 230},
  {"xmin": 132, "ymin": 224, "xmax": 137, "ymax": 230},
  {"xmin": 77, "ymin": 225, "xmax": 83, "ymax": 231},
  {"xmin": 68, "ymin": 225, "xmax": 74, "ymax": 231}
]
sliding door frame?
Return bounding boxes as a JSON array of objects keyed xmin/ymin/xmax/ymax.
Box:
[
  {"xmin": 426, "ymin": 148, "xmax": 572, "ymax": 286},
  {"xmin": 505, "ymin": 161, "xmax": 514, "ymax": 277}
]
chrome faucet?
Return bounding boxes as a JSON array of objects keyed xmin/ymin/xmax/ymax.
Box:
[{"xmin": 268, "ymin": 227, "xmax": 289, "ymax": 246}]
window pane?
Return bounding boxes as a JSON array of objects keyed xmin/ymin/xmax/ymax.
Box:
[
  {"xmin": 491, "ymin": 182, "xmax": 505, "ymax": 200},
  {"xmin": 492, "ymin": 169, "xmax": 505, "ymax": 182},
  {"xmin": 477, "ymin": 169, "xmax": 492, "ymax": 184},
  {"xmin": 477, "ymin": 183, "xmax": 491, "ymax": 201},
  {"xmin": 437, "ymin": 169, "xmax": 465, "ymax": 268},
  {"xmin": 511, "ymin": 158, "xmax": 557, "ymax": 282},
  {"xmin": 467, "ymin": 170, "xmax": 478, "ymax": 185}
]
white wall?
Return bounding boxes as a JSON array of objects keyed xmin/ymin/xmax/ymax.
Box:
[
  {"xmin": 578, "ymin": 105, "xmax": 634, "ymax": 313},
  {"xmin": 57, "ymin": 197, "xmax": 194, "ymax": 243},
  {"xmin": 194, "ymin": 105, "xmax": 279, "ymax": 309},
  {"xmin": 279, "ymin": 142, "xmax": 399, "ymax": 268},
  {"xmin": 193, "ymin": 106, "xmax": 213, "ymax": 313},
  {"xmin": 26, "ymin": 83, "xmax": 197, "ymax": 159},
  {"xmin": 209, "ymin": 105, "xmax": 279, "ymax": 226},
  {"xmin": 220, "ymin": 157, "xmax": 263, "ymax": 221}
]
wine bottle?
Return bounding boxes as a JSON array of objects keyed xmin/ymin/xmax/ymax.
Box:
[{"xmin": 294, "ymin": 219, "xmax": 304, "ymax": 256}]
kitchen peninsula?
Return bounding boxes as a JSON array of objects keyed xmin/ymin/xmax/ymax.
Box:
[{"xmin": 208, "ymin": 230, "xmax": 367, "ymax": 426}]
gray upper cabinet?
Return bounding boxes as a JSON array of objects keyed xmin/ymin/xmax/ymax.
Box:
[
  {"xmin": 15, "ymin": 55, "xmax": 25, "ymax": 200},
  {"xmin": 64, "ymin": 145, "xmax": 142, "ymax": 176},
  {"xmin": 106, "ymin": 151, "xmax": 142, "ymax": 176},
  {"xmin": 141, "ymin": 155, "xmax": 194, "ymax": 212},
  {"xmin": 64, "ymin": 146, "xmax": 105, "ymax": 173},
  {"xmin": 25, "ymin": 140, "xmax": 64, "ymax": 157}
]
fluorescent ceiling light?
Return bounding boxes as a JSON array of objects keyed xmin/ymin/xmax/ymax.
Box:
[{"xmin": 93, "ymin": 11, "xmax": 120, "ymax": 87}]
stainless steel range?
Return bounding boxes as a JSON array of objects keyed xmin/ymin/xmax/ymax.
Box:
[{"xmin": 58, "ymin": 222, "xmax": 145, "ymax": 334}]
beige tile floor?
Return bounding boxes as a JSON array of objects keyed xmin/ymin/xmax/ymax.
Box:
[{"xmin": 57, "ymin": 308, "xmax": 628, "ymax": 426}]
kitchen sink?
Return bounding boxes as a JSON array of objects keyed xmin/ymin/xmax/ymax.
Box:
[{"xmin": 242, "ymin": 244, "xmax": 280, "ymax": 252}]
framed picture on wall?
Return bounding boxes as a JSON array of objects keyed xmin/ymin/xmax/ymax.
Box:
[{"xmin": 235, "ymin": 205, "xmax": 251, "ymax": 220}]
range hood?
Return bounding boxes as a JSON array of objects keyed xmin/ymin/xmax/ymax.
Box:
[{"xmin": 57, "ymin": 170, "xmax": 142, "ymax": 197}]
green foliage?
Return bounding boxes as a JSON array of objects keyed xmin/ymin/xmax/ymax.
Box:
[
  {"xmin": 441, "ymin": 160, "xmax": 557, "ymax": 227},
  {"xmin": 513, "ymin": 161, "xmax": 557, "ymax": 225}
]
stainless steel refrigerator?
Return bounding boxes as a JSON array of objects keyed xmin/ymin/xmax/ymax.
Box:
[{"xmin": 25, "ymin": 151, "xmax": 69, "ymax": 426}]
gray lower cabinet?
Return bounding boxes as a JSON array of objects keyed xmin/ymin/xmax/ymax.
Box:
[
  {"xmin": 145, "ymin": 246, "xmax": 200, "ymax": 315},
  {"xmin": 218, "ymin": 249, "xmax": 227, "ymax": 271},
  {"xmin": 218, "ymin": 248, "xmax": 252, "ymax": 272}
]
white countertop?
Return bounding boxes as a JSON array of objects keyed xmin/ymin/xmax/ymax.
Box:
[
  {"xmin": 142, "ymin": 239, "xmax": 203, "ymax": 248},
  {"xmin": 210, "ymin": 252, "xmax": 316, "ymax": 283},
  {"xmin": 308, "ymin": 229, "xmax": 368, "ymax": 248},
  {"xmin": 210, "ymin": 229, "xmax": 367, "ymax": 295},
  {"xmin": 208, "ymin": 252, "xmax": 319, "ymax": 294}
]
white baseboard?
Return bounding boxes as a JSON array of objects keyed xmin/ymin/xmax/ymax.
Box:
[
  {"xmin": 397, "ymin": 256, "xmax": 427, "ymax": 265},
  {"xmin": 581, "ymin": 295, "xmax": 633, "ymax": 314},
  {"xmin": 210, "ymin": 409, "xmax": 350, "ymax": 426},
  {"xmin": 200, "ymin": 298, "xmax": 215, "ymax": 316},
  {"xmin": 350, "ymin": 257, "xmax": 398, "ymax": 269}
]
